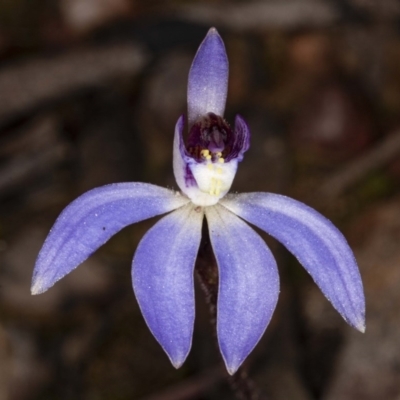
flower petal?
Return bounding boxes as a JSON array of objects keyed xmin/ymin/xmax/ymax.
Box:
[
  {"xmin": 188, "ymin": 28, "xmax": 228, "ymax": 127},
  {"xmin": 205, "ymin": 205, "xmax": 279, "ymax": 375},
  {"xmin": 173, "ymin": 115, "xmax": 196, "ymax": 194},
  {"xmin": 32, "ymin": 183, "xmax": 189, "ymax": 295},
  {"xmin": 229, "ymin": 115, "xmax": 251, "ymax": 162},
  {"xmin": 221, "ymin": 193, "xmax": 365, "ymax": 332},
  {"xmin": 132, "ymin": 204, "xmax": 203, "ymax": 368},
  {"xmin": 173, "ymin": 115, "xmax": 238, "ymax": 207}
]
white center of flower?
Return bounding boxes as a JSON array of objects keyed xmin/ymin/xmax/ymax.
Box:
[{"xmin": 187, "ymin": 149, "xmax": 238, "ymax": 206}]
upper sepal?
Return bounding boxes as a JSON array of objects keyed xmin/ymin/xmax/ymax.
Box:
[{"xmin": 188, "ymin": 28, "xmax": 228, "ymax": 128}]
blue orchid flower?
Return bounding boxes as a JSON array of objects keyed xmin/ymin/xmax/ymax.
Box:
[{"xmin": 32, "ymin": 28, "xmax": 365, "ymax": 375}]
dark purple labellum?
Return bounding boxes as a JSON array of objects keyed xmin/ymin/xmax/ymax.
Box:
[{"xmin": 187, "ymin": 113, "xmax": 234, "ymax": 161}]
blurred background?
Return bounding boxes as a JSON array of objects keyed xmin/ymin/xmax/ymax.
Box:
[{"xmin": 1, "ymin": 0, "xmax": 400, "ymax": 399}]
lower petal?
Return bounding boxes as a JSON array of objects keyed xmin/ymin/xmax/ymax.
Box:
[
  {"xmin": 132, "ymin": 204, "xmax": 203, "ymax": 369},
  {"xmin": 205, "ymin": 205, "xmax": 279, "ymax": 375},
  {"xmin": 221, "ymin": 193, "xmax": 365, "ymax": 332}
]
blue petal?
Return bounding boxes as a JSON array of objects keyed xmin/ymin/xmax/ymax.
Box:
[
  {"xmin": 132, "ymin": 204, "xmax": 203, "ymax": 368},
  {"xmin": 173, "ymin": 115, "xmax": 196, "ymax": 194},
  {"xmin": 228, "ymin": 115, "xmax": 251, "ymax": 162},
  {"xmin": 206, "ymin": 205, "xmax": 279, "ymax": 375},
  {"xmin": 188, "ymin": 28, "xmax": 228, "ymax": 127},
  {"xmin": 32, "ymin": 183, "xmax": 189, "ymax": 294},
  {"xmin": 221, "ymin": 193, "xmax": 366, "ymax": 332}
]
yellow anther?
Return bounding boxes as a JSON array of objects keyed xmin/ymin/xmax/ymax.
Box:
[
  {"xmin": 207, "ymin": 163, "xmax": 213, "ymax": 170},
  {"xmin": 216, "ymin": 167, "xmax": 223, "ymax": 174},
  {"xmin": 216, "ymin": 152, "xmax": 222, "ymax": 157},
  {"xmin": 218, "ymin": 157, "xmax": 224, "ymax": 164},
  {"xmin": 215, "ymin": 188, "xmax": 221, "ymax": 196},
  {"xmin": 201, "ymin": 149, "xmax": 212, "ymax": 161}
]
